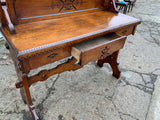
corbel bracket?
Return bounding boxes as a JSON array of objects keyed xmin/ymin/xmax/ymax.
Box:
[
  {"xmin": 1, "ymin": 0, "xmax": 16, "ymax": 34},
  {"xmin": 104, "ymin": 0, "xmax": 118, "ymax": 13}
]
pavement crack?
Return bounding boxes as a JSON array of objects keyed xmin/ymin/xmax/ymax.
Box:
[
  {"xmin": 121, "ymin": 68, "xmax": 151, "ymax": 75},
  {"xmin": 121, "ymin": 69, "xmax": 157, "ymax": 94},
  {"xmin": 82, "ymin": 107, "xmax": 105, "ymax": 120},
  {"xmin": 36, "ymin": 74, "xmax": 59, "ymax": 120},
  {"xmin": 121, "ymin": 77, "xmax": 153, "ymax": 94},
  {"xmin": 145, "ymin": 95, "xmax": 153, "ymax": 120},
  {"xmin": 111, "ymin": 100, "xmax": 138, "ymax": 120},
  {"xmin": 0, "ymin": 110, "xmax": 21, "ymax": 115},
  {"xmin": 111, "ymin": 100, "xmax": 124, "ymax": 120},
  {"xmin": 119, "ymin": 112, "xmax": 139, "ymax": 120},
  {"xmin": 145, "ymin": 74, "xmax": 157, "ymax": 120},
  {"xmin": 152, "ymin": 68, "xmax": 160, "ymax": 74},
  {"xmin": 140, "ymin": 74, "xmax": 147, "ymax": 85},
  {"xmin": 140, "ymin": 21, "xmax": 160, "ymax": 46}
]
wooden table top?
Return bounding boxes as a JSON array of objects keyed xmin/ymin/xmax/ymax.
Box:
[{"xmin": 2, "ymin": 10, "xmax": 140, "ymax": 56}]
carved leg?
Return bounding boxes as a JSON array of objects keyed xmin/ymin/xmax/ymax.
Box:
[
  {"xmin": 15, "ymin": 57, "xmax": 81, "ymax": 120},
  {"xmin": 6, "ymin": 42, "xmax": 39, "ymax": 120},
  {"xmin": 97, "ymin": 51, "xmax": 121, "ymax": 79},
  {"xmin": 6, "ymin": 43, "xmax": 27, "ymax": 104},
  {"xmin": 15, "ymin": 74, "xmax": 39, "ymax": 120},
  {"xmin": 21, "ymin": 75, "xmax": 40, "ymax": 120},
  {"xmin": 14, "ymin": 66, "xmax": 39, "ymax": 119}
]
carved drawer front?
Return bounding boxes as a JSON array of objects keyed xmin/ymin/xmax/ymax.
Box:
[
  {"xmin": 116, "ymin": 26, "xmax": 135, "ymax": 36},
  {"xmin": 71, "ymin": 33, "xmax": 127, "ymax": 66}
]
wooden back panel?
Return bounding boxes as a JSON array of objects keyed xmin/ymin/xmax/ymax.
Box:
[{"xmin": 6, "ymin": 0, "xmax": 105, "ymax": 24}]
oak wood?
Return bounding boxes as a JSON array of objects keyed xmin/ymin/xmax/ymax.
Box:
[
  {"xmin": 1, "ymin": 11, "xmax": 140, "ymax": 72},
  {"xmin": 71, "ymin": 33, "xmax": 126, "ymax": 65},
  {"xmin": 6, "ymin": 0, "xmax": 104, "ymax": 24},
  {"xmin": 116, "ymin": 26, "xmax": 134, "ymax": 36},
  {"xmin": 105, "ymin": 0, "xmax": 118, "ymax": 13},
  {"xmin": 0, "ymin": 0, "xmax": 141, "ymax": 119},
  {"xmin": 2, "ymin": 12, "xmax": 140, "ymax": 56}
]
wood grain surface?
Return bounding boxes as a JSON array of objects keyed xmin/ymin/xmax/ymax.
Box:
[
  {"xmin": 2, "ymin": 11, "xmax": 140, "ymax": 57},
  {"xmin": 71, "ymin": 34, "xmax": 126, "ymax": 65},
  {"xmin": 6, "ymin": 0, "xmax": 104, "ymax": 24},
  {"xmin": 0, "ymin": 1, "xmax": 141, "ymax": 120}
]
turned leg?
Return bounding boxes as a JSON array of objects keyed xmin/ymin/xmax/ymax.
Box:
[{"xmin": 97, "ymin": 51, "xmax": 121, "ymax": 79}]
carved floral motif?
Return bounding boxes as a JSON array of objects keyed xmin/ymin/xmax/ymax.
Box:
[
  {"xmin": 99, "ymin": 46, "xmax": 110, "ymax": 59},
  {"xmin": 59, "ymin": 0, "xmax": 77, "ymax": 12}
]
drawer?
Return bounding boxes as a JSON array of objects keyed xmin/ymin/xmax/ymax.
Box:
[
  {"xmin": 116, "ymin": 26, "xmax": 135, "ymax": 36},
  {"xmin": 71, "ymin": 33, "xmax": 127, "ymax": 66}
]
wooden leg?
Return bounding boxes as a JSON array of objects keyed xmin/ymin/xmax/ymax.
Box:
[
  {"xmin": 21, "ymin": 75, "xmax": 40, "ymax": 120},
  {"xmin": 128, "ymin": 4, "xmax": 131, "ymax": 12},
  {"xmin": 20, "ymin": 88, "xmax": 27, "ymax": 104},
  {"xmin": 15, "ymin": 69, "xmax": 39, "ymax": 119},
  {"xmin": 14, "ymin": 57, "xmax": 82, "ymax": 120},
  {"xmin": 119, "ymin": 6, "xmax": 123, "ymax": 11},
  {"xmin": 7, "ymin": 42, "xmax": 39, "ymax": 120},
  {"xmin": 131, "ymin": 3, "xmax": 134, "ymax": 11},
  {"xmin": 6, "ymin": 44, "xmax": 27, "ymax": 105},
  {"xmin": 13, "ymin": 66, "xmax": 27, "ymax": 104},
  {"xmin": 124, "ymin": 5, "xmax": 128, "ymax": 14},
  {"xmin": 97, "ymin": 51, "xmax": 121, "ymax": 79},
  {"xmin": 15, "ymin": 74, "xmax": 39, "ymax": 120}
]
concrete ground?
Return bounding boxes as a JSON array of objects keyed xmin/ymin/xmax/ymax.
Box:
[{"xmin": 0, "ymin": 0, "xmax": 160, "ymax": 120}]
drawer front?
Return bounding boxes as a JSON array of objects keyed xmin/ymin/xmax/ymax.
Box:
[
  {"xmin": 27, "ymin": 46, "xmax": 71, "ymax": 70},
  {"xmin": 71, "ymin": 34, "xmax": 127, "ymax": 66},
  {"xmin": 116, "ymin": 26, "xmax": 134, "ymax": 36}
]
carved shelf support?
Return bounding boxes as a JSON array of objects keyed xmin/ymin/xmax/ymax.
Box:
[
  {"xmin": 104, "ymin": 0, "xmax": 118, "ymax": 13},
  {"xmin": 1, "ymin": 0, "xmax": 16, "ymax": 34}
]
